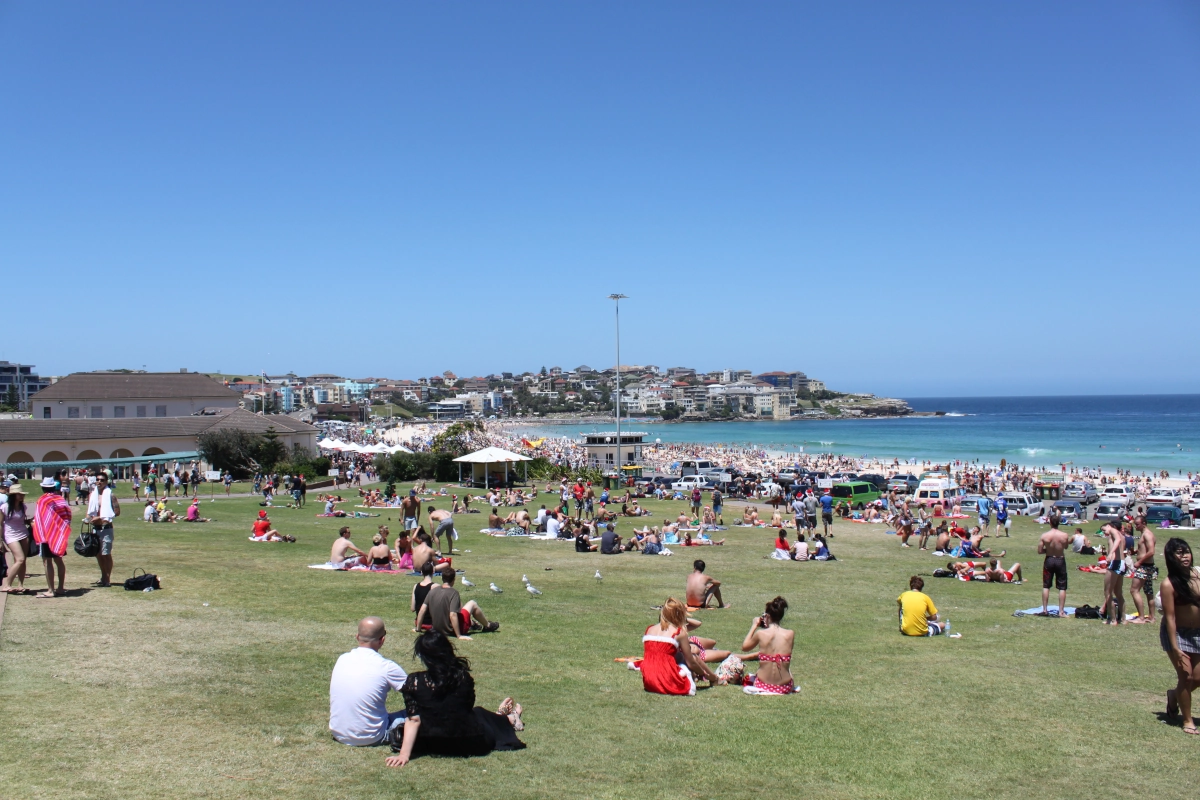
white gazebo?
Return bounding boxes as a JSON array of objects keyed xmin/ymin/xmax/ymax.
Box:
[{"xmin": 452, "ymin": 446, "xmax": 532, "ymax": 488}]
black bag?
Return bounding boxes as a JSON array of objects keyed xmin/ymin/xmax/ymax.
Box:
[
  {"xmin": 74, "ymin": 521, "xmax": 101, "ymax": 558},
  {"xmin": 123, "ymin": 568, "xmax": 160, "ymax": 591},
  {"xmin": 1074, "ymin": 604, "xmax": 1101, "ymax": 619}
]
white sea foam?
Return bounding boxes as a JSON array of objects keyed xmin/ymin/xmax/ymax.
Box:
[{"xmin": 1021, "ymin": 447, "xmax": 1051, "ymax": 456}]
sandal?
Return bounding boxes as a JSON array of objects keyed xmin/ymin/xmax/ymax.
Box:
[
  {"xmin": 498, "ymin": 697, "xmax": 514, "ymax": 715},
  {"xmin": 509, "ymin": 703, "xmax": 525, "ymax": 731},
  {"xmin": 35, "ymin": 591, "xmax": 57, "ymax": 599}
]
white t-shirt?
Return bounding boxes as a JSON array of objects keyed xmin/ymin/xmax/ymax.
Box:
[
  {"xmin": 329, "ymin": 647, "xmax": 408, "ymax": 746},
  {"xmin": 546, "ymin": 515, "xmax": 561, "ymax": 538},
  {"xmin": 534, "ymin": 509, "xmax": 546, "ymax": 525}
]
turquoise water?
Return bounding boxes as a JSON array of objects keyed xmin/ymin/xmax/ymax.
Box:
[{"xmin": 525, "ymin": 395, "xmax": 1200, "ymax": 474}]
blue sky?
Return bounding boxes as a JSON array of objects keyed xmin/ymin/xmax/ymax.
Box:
[{"xmin": 4, "ymin": 2, "xmax": 1198, "ymax": 396}]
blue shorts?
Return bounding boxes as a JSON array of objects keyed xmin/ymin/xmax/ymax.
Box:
[{"xmin": 979, "ymin": 515, "xmax": 990, "ymax": 526}]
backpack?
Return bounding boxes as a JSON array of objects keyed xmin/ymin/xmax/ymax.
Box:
[
  {"xmin": 1074, "ymin": 604, "xmax": 1101, "ymax": 619},
  {"xmin": 73, "ymin": 522, "xmax": 102, "ymax": 558},
  {"xmin": 123, "ymin": 568, "xmax": 160, "ymax": 591}
]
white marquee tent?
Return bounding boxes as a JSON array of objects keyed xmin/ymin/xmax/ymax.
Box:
[{"xmin": 452, "ymin": 446, "xmax": 531, "ymax": 487}]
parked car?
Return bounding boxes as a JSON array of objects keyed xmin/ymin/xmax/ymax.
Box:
[
  {"xmin": 1062, "ymin": 482, "xmax": 1100, "ymax": 505},
  {"xmin": 1144, "ymin": 505, "xmax": 1190, "ymax": 526},
  {"xmin": 959, "ymin": 495, "xmax": 984, "ymax": 512},
  {"xmin": 914, "ymin": 478, "xmax": 965, "ymax": 508},
  {"xmin": 857, "ymin": 473, "xmax": 889, "ymax": 493},
  {"xmin": 830, "ymin": 481, "xmax": 882, "ymax": 509},
  {"xmin": 1001, "ymin": 492, "xmax": 1043, "ymax": 517},
  {"xmin": 679, "ymin": 460, "xmax": 718, "ymax": 477},
  {"xmin": 1093, "ymin": 501, "xmax": 1129, "ymax": 522},
  {"xmin": 777, "ymin": 469, "xmax": 801, "ymax": 481},
  {"xmin": 887, "ymin": 475, "xmax": 921, "ymax": 494},
  {"xmin": 1051, "ymin": 500, "xmax": 1086, "ymax": 523},
  {"xmin": 671, "ymin": 475, "xmax": 712, "ymax": 491},
  {"xmin": 829, "ymin": 472, "xmax": 859, "ymax": 482},
  {"xmin": 1189, "ymin": 490, "xmax": 1200, "ymax": 517},
  {"xmin": 1101, "ymin": 485, "xmax": 1137, "ymax": 508},
  {"xmin": 1145, "ymin": 487, "xmax": 1184, "ymax": 507}
]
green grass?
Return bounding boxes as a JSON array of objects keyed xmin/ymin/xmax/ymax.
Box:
[{"xmin": 1, "ymin": 487, "xmax": 1196, "ymax": 800}]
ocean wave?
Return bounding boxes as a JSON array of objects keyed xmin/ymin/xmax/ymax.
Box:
[
  {"xmin": 943, "ymin": 413, "xmax": 967, "ymax": 417},
  {"xmin": 1020, "ymin": 447, "xmax": 1052, "ymax": 456}
]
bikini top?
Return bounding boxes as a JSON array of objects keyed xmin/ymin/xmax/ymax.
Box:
[
  {"xmin": 371, "ymin": 556, "xmax": 391, "ymax": 566},
  {"xmin": 759, "ymin": 653, "xmax": 791, "ymax": 664}
]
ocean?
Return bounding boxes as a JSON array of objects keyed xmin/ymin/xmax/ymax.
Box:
[{"xmin": 522, "ymin": 395, "xmax": 1200, "ymax": 474}]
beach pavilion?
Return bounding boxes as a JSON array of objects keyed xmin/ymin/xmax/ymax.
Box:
[{"xmin": 453, "ymin": 446, "xmax": 531, "ymax": 488}]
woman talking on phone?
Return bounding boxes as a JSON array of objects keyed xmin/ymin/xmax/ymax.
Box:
[{"xmin": 742, "ymin": 596, "xmax": 796, "ymax": 694}]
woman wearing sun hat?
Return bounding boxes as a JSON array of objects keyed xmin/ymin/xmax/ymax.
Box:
[{"xmin": 0, "ymin": 483, "xmax": 31, "ymax": 593}]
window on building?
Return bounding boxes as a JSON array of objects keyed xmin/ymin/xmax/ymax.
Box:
[
  {"xmin": 68, "ymin": 407, "xmax": 80, "ymax": 418},
  {"xmin": 137, "ymin": 406, "xmax": 147, "ymax": 417},
  {"xmin": 155, "ymin": 405, "xmax": 167, "ymax": 417},
  {"xmin": 114, "ymin": 406, "xmax": 125, "ymax": 418},
  {"xmin": 91, "ymin": 406, "xmax": 103, "ymax": 418},
  {"xmin": 605, "ymin": 453, "xmax": 614, "ymax": 463},
  {"xmin": 43, "ymin": 407, "xmax": 51, "ymax": 419}
]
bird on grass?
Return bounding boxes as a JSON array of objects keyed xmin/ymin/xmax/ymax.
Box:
[
  {"xmin": 594, "ymin": 570, "xmax": 602, "ymax": 581},
  {"xmin": 489, "ymin": 583, "xmax": 502, "ymax": 593},
  {"xmin": 526, "ymin": 584, "xmax": 542, "ymax": 596},
  {"xmin": 521, "ymin": 574, "xmax": 530, "ymax": 584},
  {"xmin": 462, "ymin": 578, "xmax": 475, "ymax": 587}
]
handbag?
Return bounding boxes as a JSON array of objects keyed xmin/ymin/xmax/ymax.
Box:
[
  {"xmin": 74, "ymin": 521, "xmax": 102, "ymax": 558},
  {"xmin": 123, "ymin": 568, "xmax": 160, "ymax": 591}
]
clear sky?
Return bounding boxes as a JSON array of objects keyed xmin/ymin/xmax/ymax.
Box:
[{"xmin": 4, "ymin": 2, "xmax": 1198, "ymax": 396}]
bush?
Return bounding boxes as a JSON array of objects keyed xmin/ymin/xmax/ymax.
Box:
[
  {"xmin": 375, "ymin": 451, "xmax": 457, "ymax": 483},
  {"xmin": 275, "ymin": 447, "xmax": 331, "ymax": 480}
]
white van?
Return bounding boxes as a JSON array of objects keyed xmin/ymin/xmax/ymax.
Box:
[
  {"xmin": 1001, "ymin": 492, "xmax": 1042, "ymax": 517},
  {"xmin": 914, "ymin": 478, "xmax": 965, "ymax": 507},
  {"xmin": 680, "ymin": 460, "xmax": 716, "ymax": 477}
]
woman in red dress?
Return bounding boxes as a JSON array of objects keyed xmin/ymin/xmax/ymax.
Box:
[{"xmin": 641, "ymin": 598, "xmax": 723, "ymax": 695}]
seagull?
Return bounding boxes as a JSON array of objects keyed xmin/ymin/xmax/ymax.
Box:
[
  {"xmin": 521, "ymin": 574, "xmax": 530, "ymax": 584},
  {"xmin": 594, "ymin": 570, "xmax": 603, "ymax": 581},
  {"xmin": 462, "ymin": 578, "xmax": 475, "ymax": 587},
  {"xmin": 489, "ymin": 583, "xmax": 502, "ymax": 593},
  {"xmin": 526, "ymin": 584, "xmax": 542, "ymax": 596}
]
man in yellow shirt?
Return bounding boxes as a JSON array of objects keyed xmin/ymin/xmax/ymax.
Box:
[{"xmin": 897, "ymin": 576, "xmax": 948, "ymax": 636}]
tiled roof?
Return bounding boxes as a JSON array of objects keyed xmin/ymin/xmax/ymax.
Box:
[
  {"xmin": 31, "ymin": 372, "xmax": 239, "ymax": 401},
  {"xmin": 0, "ymin": 409, "xmax": 315, "ymax": 442}
]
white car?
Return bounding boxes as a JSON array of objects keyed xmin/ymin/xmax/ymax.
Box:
[
  {"xmin": 1189, "ymin": 490, "xmax": 1200, "ymax": 517},
  {"xmin": 671, "ymin": 476, "xmax": 712, "ymax": 491},
  {"xmin": 1101, "ymin": 486, "xmax": 1137, "ymax": 508},
  {"xmin": 1145, "ymin": 487, "xmax": 1183, "ymax": 507},
  {"xmin": 1000, "ymin": 492, "xmax": 1042, "ymax": 517}
]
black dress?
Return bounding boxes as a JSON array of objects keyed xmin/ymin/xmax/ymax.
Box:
[{"xmin": 401, "ymin": 672, "xmax": 525, "ymax": 757}]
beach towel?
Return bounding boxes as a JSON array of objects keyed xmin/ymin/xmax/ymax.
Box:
[
  {"xmin": 1013, "ymin": 606, "xmax": 1076, "ymax": 617},
  {"xmin": 34, "ymin": 492, "xmax": 72, "ymax": 557},
  {"xmin": 1078, "ymin": 564, "xmax": 1107, "ymax": 574},
  {"xmin": 308, "ymin": 563, "xmax": 339, "ymax": 570}
]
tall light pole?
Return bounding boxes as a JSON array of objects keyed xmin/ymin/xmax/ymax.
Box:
[{"xmin": 608, "ymin": 294, "xmax": 627, "ymax": 474}]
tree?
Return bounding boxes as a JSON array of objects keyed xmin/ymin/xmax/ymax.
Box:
[
  {"xmin": 1, "ymin": 384, "xmax": 18, "ymax": 411},
  {"xmin": 197, "ymin": 429, "xmax": 262, "ymax": 477},
  {"xmin": 257, "ymin": 427, "xmax": 287, "ymax": 472},
  {"xmin": 539, "ymin": 366, "xmax": 547, "ymax": 376},
  {"xmin": 659, "ymin": 406, "xmax": 682, "ymax": 420}
]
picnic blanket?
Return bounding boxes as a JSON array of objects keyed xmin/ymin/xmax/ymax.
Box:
[{"xmin": 1013, "ymin": 606, "xmax": 1076, "ymax": 617}]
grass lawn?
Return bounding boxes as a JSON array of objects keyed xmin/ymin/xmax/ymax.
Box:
[{"xmin": 1, "ymin": 485, "xmax": 1196, "ymax": 800}]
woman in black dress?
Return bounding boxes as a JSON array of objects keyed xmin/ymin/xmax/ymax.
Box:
[{"xmin": 385, "ymin": 631, "xmax": 526, "ymax": 767}]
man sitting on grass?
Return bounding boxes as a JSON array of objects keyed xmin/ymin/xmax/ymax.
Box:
[
  {"xmin": 415, "ymin": 567, "xmax": 499, "ymax": 640},
  {"xmin": 329, "ymin": 617, "xmax": 408, "ymax": 746},
  {"xmin": 686, "ymin": 559, "xmax": 729, "ymax": 610},
  {"xmin": 331, "ymin": 526, "xmax": 367, "ymax": 567},
  {"xmin": 898, "ymin": 576, "xmax": 948, "ymax": 636}
]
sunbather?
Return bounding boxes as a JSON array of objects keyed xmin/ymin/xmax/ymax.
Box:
[
  {"xmin": 331, "ymin": 526, "xmax": 367, "ymax": 568},
  {"xmin": 983, "ymin": 559, "xmax": 1023, "ymax": 583}
]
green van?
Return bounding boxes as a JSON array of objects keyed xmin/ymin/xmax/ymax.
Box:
[{"xmin": 831, "ymin": 481, "xmax": 881, "ymax": 509}]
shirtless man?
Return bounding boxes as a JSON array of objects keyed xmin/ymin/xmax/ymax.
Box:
[
  {"xmin": 932, "ymin": 521, "xmax": 951, "ymax": 554},
  {"xmin": 400, "ymin": 491, "xmax": 421, "ymax": 532},
  {"xmin": 584, "ymin": 484, "xmax": 596, "ymax": 521},
  {"xmin": 410, "ymin": 531, "xmax": 437, "ymax": 573},
  {"xmin": 427, "ymin": 505, "xmax": 455, "ymax": 552},
  {"xmin": 1037, "ymin": 518, "xmax": 1069, "ymax": 616},
  {"xmin": 984, "ymin": 558, "xmax": 1023, "ymax": 583},
  {"xmin": 1129, "ymin": 515, "xmax": 1157, "ymax": 624},
  {"xmin": 488, "ymin": 509, "xmax": 504, "ymax": 531},
  {"xmin": 964, "ymin": 527, "xmax": 1004, "ymax": 558},
  {"xmin": 1101, "ymin": 520, "xmax": 1128, "ymax": 625},
  {"xmin": 686, "ymin": 559, "xmax": 729, "ymax": 610},
  {"xmin": 331, "ymin": 527, "xmax": 367, "ymax": 568}
]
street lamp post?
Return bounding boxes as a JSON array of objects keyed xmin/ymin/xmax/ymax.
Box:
[{"xmin": 608, "ymin": 294, "xmax": 627, "ymax": 475}]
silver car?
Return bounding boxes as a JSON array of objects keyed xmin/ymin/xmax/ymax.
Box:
[{"xmin": 1063, "ymin": 482, "xmax": 1100, "ymax": 505}]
